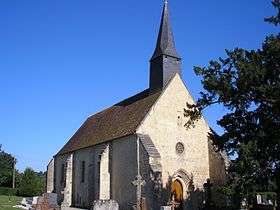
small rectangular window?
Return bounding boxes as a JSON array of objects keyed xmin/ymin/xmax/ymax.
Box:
[{"xmin": 81, "ymin": 161, "xmax": 85, "ymax": 183}]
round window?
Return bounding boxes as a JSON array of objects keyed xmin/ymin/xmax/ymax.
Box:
[{"xmin": 176, "ymin": 142, "xmax": 185, "ymax": 154}]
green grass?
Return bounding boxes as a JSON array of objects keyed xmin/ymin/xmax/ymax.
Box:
[{"xmin": 0, "ymin": 195, "xmax": 22, "ymax": 210}]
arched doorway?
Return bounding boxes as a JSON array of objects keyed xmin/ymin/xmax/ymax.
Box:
[{"xmin": 171, "ymin": 179, "xmax": 183, "ymax": 210}]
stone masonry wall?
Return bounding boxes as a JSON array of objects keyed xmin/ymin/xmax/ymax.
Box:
[
  {"xmin": 59, "ymin": 135, "xmax": 137, "ymax": 209},
  {"xmin": 72, "ymin": 147, "xmax": 93, "ymax": 208},
  {"xmin": 52, "ymin": 74, "xmax": 227, "ymax": 209},
  {"xmin": 137, "ymin": 74, "xmax": 211, "ymax": 205},
  {"xmin": 111, "ymin": 135, "xmax": 137, "ymax": 210},
  {"xmin": 72, "ymin": 144, "xmax": 107, "ymax": 208}
]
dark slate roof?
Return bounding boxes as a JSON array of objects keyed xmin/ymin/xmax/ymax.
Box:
[
  {"xmin": 56, "ymin": 89, "xmax": 162, "ymax": 156},
  {"xmin": 151, "ymin": 0, "xmax": 180, "ymax": 60}
]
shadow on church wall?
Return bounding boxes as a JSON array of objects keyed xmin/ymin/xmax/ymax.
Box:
[
  {"xmin": 149, "ymin": 173, "xmax": 231, "ymax": 210},
  {"xmin": 150, "ymin": 175, "xmax": 205, "ymax": 210}
]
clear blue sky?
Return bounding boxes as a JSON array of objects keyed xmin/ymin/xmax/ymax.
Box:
[{"xmin": 0, "ymin": 0, "xmax": 278, "ymax": 172}]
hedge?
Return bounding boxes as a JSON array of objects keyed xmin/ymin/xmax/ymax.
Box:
[{"xmin": 0, "ymin": 187, "xmax": 18, "ymax": 196}]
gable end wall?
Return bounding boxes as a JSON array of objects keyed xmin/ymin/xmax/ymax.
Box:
[{"xmin": 137, "ymin": 74, "xmax": 211, "ymax": 190}]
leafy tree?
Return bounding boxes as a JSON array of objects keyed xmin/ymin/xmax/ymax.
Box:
[
  {"xmin": 0, "ymin": 145, "xmax": 16, "ymax": 187},
  {"xmin": 18, "ymin": 168, "xmax": 45, "ymax": 197},
  {"xmin": 184, "ymin": 1, "xmax": 280, "ymax": 209},
  {"xmin": 265, "ymin": 0, "xmax": 280, "ymax": 25}
]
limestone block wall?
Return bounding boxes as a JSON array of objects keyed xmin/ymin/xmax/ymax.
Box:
[
  {"xmin": 72, "ymin": 144, "xmax": 108, "ymax": 208},
  {"xmin": 54, "ymin": 135, "xmax": 137, "ymax": 209},
  {"xmin": 47, "ymin": 158, "xmax": 54, "ymax": 193},
  {"xmin": 111, "ymin": 135, "xmax": 137, "ymax": 210},
  {"xmin": 137, "ymin": 74, "xmax": 211, "ymax": 192},
  {"xmin": 72, "ymin": 147, "xmax": 93, "ymax": 208}
]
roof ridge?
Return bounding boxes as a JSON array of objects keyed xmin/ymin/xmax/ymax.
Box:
[{"xmin": 86, "ymin": 89, "xmax": 152, "ymax": 119}]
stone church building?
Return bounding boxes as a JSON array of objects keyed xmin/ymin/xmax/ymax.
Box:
[{"xmin": 47, "ymin": 1, "xmax": 227, "ymax": 210}]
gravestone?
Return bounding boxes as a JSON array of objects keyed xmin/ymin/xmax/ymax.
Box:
[
  {"xmin": 21, "ymin": 197, "xmax": 33, "ymax": 209},
  {"xmin": 92, "ymin": 200, "xmax": 119, "ymax": 210},
  {"xmin": 21, "ymin": 197, "xmax": 33, "ymax": 206},
  {"xmin": 33, "ymin": 193, "xmax": 59, "ymax": 210},
  {"xmin": 15, "ymin": 194, "xmax": 58, "ymax": 210},
  {"xmin": 32, "ymin": 197, "xmax": 39, "ymax": 205},
  {"xmin": 13, "ymin": 198, "xmax": 32, "ymax": 210},
  {"xmin": 256, "ymin": 194, "xmax": 262, "ymax": 204},
  {"xmin": 42, "ymin": 193, "xmax": 58, "ymax": 206},
  {"xmin": 160, "ymin": 207, "xmax": 171, "ymax": 210},
  {"xmin": 241, "ymin": 198, "xmax": 247, "ymax": 209}
]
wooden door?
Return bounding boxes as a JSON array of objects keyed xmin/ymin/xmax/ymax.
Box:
[{"xmin": 171, "ymin": 180, "xmax": 183, "ymax": 210}]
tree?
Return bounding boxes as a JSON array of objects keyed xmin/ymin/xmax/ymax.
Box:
[
  {"xmin": 265, "ymin": 0, "xmax": 280, "ymax": 25},
  {"xmin": 184, "ymin": 1, "xmax": 280, "ymax": 208},
  {"xmin": 18, "ymin": 168, "xmax": 45, "ymax": 197},
  {"xmin": 0, "ymin": 145, "xmax": 16, "ymax": 187}
]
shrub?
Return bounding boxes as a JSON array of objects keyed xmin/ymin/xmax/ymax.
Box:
[{"xmin": 0, "ymin": 187, "xmax": 18, "ymax": 196}]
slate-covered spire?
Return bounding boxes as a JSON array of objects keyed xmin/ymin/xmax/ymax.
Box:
[
  {"xmin": 149, "ymin": 0, "xmax": 182, "ymax": 91},
  {"xmin": 151, "ymin": 0, "xmax": 180, "ymax": 60}
]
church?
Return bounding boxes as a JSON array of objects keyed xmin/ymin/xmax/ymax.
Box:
[{"xmin": 46, "ymin": 1, "xmax": 227, "ymax": 210}]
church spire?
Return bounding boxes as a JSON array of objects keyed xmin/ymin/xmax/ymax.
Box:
[
  {"xmin": 151, "ymin": 0, "xmax": 180, "ymax": 60},
  {"xmin": 149, "ymin": 0, "xmax": 182, "ymax": 91}
]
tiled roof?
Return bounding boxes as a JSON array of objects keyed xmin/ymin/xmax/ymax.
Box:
[{"xmin": 57, "ymin": 89, "xmax": 161, "ymax": 156}]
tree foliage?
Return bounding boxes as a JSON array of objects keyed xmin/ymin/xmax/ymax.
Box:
[
  {"xmin": 18, "ymin": 168, "xmax": 45, "ymax": 197},
  {"xmin": 265, "ymin": 0, "xmax": 280, "ymax": 25},
  {"xmin": 0, "ymin": 145, "xmax": 45, "ymax": 197},
  {"xmin": 184, "ymin": 1, "xmax": 280, "ymax": 208},
  {"xmin": 0, "ymin": 145, "xmax": 16, "ymax": 187}
]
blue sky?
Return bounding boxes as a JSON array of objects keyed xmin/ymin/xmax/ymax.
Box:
[{"xmin": 0, "ymin": 0, "xmax": 278, "ymax": 172}]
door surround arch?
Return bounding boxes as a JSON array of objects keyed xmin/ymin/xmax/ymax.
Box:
[{"xmin": 171, "ymin": 169, "xmax": 193, "ymax": 200}]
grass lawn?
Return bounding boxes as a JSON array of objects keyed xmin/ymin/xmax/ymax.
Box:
[{"xmin": 0, "ymin": 195, "xmax": 22, "ymax": 210}]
